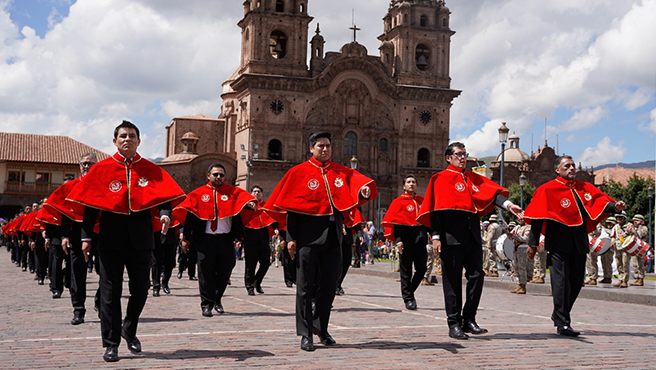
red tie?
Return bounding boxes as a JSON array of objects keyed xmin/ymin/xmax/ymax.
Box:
[
  {"xmin": 210, "ymin": 219, "xmax": 217, "ymax": 232},
  {"xmin": 125, "ymin": 158, "xmax": 132, "ymax": 168}
]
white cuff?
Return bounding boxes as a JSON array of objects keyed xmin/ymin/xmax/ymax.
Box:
[
  {"xmin": 81, "ymin": 238, "xmax": 92, "ymax": 242},
  {"xmin": 160, "ymin": 215, "xmax": 171, "ymax": 222},
  {"xmin": 502, "ymin": 200, "xmax": 513, "ymax": 210},
  {"xmin": 432, "ymin": 235, "xmax": 440, "ymax": 240}
]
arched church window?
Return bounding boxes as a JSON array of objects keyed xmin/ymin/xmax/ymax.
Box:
[
  {"xmin": 268, "ymin": 139, "xmax": 283, "ymax": 160},
  {"xmin": 442, "ymin": 18, "xmax": 447, "ymax": 27},
  {"xmin": 417, "ymin": 148, "xmax": 430, "ymax": 168},
  {"xmin": 270, "ymin": 30, "xmax": 287, "ymax": 59},
  {"xmin": 415, "ymin": 44, "xmax": 430, "ymax": 71},
  {"xmin": 379, "ymin": 138, "xmax": 388, "ymax": 152},
  {"xmin": 344, "ymin": 131, "xmax": 357, "ymax": 156},
  {"xmin": 276, "ymin": 0, "xmax": 284, "ymax": 12},
  {"xmin": 420, "ymin": 15, "xmax": 428, "ymax": 27},
  {"xmin": 300, "ymin": 3, "xmax": 305, "ymax": 13}
]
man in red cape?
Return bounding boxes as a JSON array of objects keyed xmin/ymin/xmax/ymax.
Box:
[
  {"xmin": 263, "ymin": 132, "xmax": 377, "ymax": 351},
  {"xmin": 382, "ymin": 174, "xmax": 429, "ymax": 311},
  {"xmin": 66, "ymin": 121, "xmax": 185, "ymax": 362},
  {"xmin": 417, "ymin": 142, "xmax": 523, "ymax": 340},
  {"xmin": 525, "ymin": 155, "xmax": 625, "ymax": 337},
  {"xmin": 172, "ymin": 163, "xmax": 256, "ymax": 317}
]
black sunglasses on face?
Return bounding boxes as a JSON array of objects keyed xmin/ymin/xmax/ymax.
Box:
[{"xmin": 210, "ymin": 173, "xmax": 225, "ymax": 178}]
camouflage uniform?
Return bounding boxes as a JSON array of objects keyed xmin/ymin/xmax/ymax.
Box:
[
  {"xmin": 585, "ymin": 222, "xmax": 614, "ymax": 282},
  {"xmin": 612, "ymin": 220, "xmax": 631, "ymax": 285},
  {"xmin": 630, "ymin": 216, "xmax": 648, "ymax": 283},
  {"xmin": 484, "ymin": 220, "xmax": 502, "ymax": 275},
  {"xmin": 511, "ymin": 224, "xmax": 532, "ymax": 286}
]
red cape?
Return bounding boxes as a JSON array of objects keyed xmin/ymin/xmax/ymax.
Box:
[
  {"xmin": 44, "ymin": 178, "xmax": 83, "ymax": 222},
  {"xmin": 66, "ymin": 153, "xmax": 185, "ymax": 215},
  {"xmin": 241, "ymin": 200, "xmax": 277, "ymax": 230},
  {"xmin": 263, "ymin": 157, "xmax": 378, "ymax": 218},
  {"xmin": 35, "ymin": 207, "xmax": 60, "ymax": 227},
  {"xmin": 382, "ymin": 193, "xmax": 424, "ymax": 241},
  {"xmin": 524, "ymin": 177, "xmax": 615, "ymax": 233},
  {"xmin": 172, "ymin": 183, "xmax": 255, "ymax": 224},
  {"xmin": 344, "ymin": 208, "xmax": 366, "ymax": 228},
  {"xmin": 417, "ymin": 165, "xmax": 508, "ymax": 228},
  {"xmin": 17, "ymin": 212, "xmax": 40, "ymax": 233}
]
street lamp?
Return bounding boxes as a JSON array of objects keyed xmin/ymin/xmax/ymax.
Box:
[
  {"xmin": 648, "ymin": 186, "xmax": 653, "ymax": 248},
  {"xmin": 519, "ymin": 173, "xmax": 527, "ymax": 209},
  {"xmin": 498, "ymin": 122, "xmax": 509, "ymax": 222}
]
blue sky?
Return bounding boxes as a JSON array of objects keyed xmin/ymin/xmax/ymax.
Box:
[{"xmin": 1, "ymin": 0, "xmax": 654, "ymax": 167}]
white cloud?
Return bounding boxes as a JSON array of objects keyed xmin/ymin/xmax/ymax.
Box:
[
  {"xmin": 578, "ymin": 137, "xmax": 626, "ymax": 167},
  {"xmin": 559, "ymin": 106, "xmax": 608, "ymax": 131},
  {"xmin": 649, "ymin": 107, "xmax": 656, "ymax": 134}
]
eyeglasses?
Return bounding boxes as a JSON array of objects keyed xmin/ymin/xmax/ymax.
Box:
[
  {"xmin": 252, "ymin": 189, "xmax": 262, "ymax": 193},
  {"xmin": 79, "ymin": 162, "xmax": 95, "ymax": 166},
  {"xmin": 210, "ymin": 173, "xmax": 225, "ymax": 178},
  {"xmin": 451, "ymin": 152, "xmax": 469, "ymax": 158}
]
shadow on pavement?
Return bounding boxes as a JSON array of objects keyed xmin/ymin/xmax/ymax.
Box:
[
  {"xmin": 332, "ymin": 340, "xmax": 464, "ymax": 354},
  {"xmin": 146, "ymin": 349, "xmax": 275, "ymax": 362},
  {"xmin": 332, "ymin": 307, "xmax": 401, "ymax": 314}
]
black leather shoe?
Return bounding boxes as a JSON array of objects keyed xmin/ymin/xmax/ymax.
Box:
[
  {"xmin": 404, "ymin": 299, "xmax": 417, "ymax": 310},
  {"xmin": 189, "ymin": 276, "xmax": 198, "ymax": 281},
  {"xmin": 103, "ymin": 346, "xmax": 118, "ymax": 362},
  {"xmin": 202, "ymin": 307, "xmax": 213, "ymax": 317},
  {"xmin": 318, "ymin": 332, "xmax": 336, "ymax": 345},
  {"xmin": 301, "ymin": 336, "xmax": 315, "ymax": 351},
  {"xmin": 52, "ymin": 291, "xmax": 61, "ymax": 299},
  {"xmin": 214, "ymin": 303, "xmax": 224, "ymax": 314},
  {"xmin": 177, "ymin": 271, "xmax": 183, "ymax": 279},
  {"xmin": 22, "ymin": 266, "xmax": 27, "ymax": 271},
  {"xmin": 285, "ymin": 281, "xmax": 294, "ymax": 287},
  {"xmin": 153, "ymin": 288, "xmax": 160, "ymax": 297},
  {"xmin": 448, "ymin": 325, "xmax": 469, "ymax": 340},
  {"xmin": 37, "ymin": 279, "xmax": 44, "ymax": 285},
  {"xmin": 557, "ymin": 326, "xmax": 581, "ymax": 337},
  {"xmin": 121, "ymin": 331, "xmax": 141, "ymax": 353},
  {"xmin": 162, "ymin": 284, "xmax": 171, "ymax": 295},
  {"xmin": 463, "ymin": 320, "xmax": 488, "ymax": 335},
  {"xmin": 70, "ymin": 312, "xmax": 85, "ymax": 325},
  {"xmin": 255, "ymin": 283, "xmax": 264, "ymax": 294},
  {"xmin": 336, "ymin": 287, "xmax": 345, "ymax": 296},
  {"xmin": 247, "ymin": 287, "xmax": 255, "ymax": 296}
]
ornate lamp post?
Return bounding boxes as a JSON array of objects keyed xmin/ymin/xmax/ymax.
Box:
[
  {"xmin": 519, "ymin": 173, "xmax": 527, "ymax": 209},
  {"xmin": 498, "ymin": 122, "xmax": 509, "ymax": 222}
]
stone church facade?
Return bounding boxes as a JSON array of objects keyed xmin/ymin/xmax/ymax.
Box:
[{"xmin": 160, "ymin": 0, "xmax": 461, "ymax": 223}]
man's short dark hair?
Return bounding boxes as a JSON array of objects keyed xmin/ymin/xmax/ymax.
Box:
[
  {"xmin": 114, "ymin": 120, "xmax": 140, "ymax": 139},
  {"xmin": 403, "ymin": 174, "xmax": 417, "ymax": 184},
  {"xmin": 309, "ymin": 132, "xmax": 332, "ymax": 148},
  {"xmin": 207, "ymin": 163, "xmax": 226, "ymax": 174},
  {"xmin": 250, "ymin": 185, "xmax": 263, "ymax": 192},
  {"xmin": 445, "ymin": 142, "xmax": 465, "ymax": 157},
  {"xmin": 554, "ymin": 155, "xmax": 573, "ymax": 169},
  {"xmin": 79, "ymin": 152, "xmax": 98, "ymax": 162}
]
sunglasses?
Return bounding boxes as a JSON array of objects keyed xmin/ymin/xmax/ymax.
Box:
[{"xmin": 210, "ymin": 173, "xmax": 225, "ymax": 178}]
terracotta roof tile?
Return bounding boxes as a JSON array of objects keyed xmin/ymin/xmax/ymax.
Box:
[
  {"xmin": 0, "ymin": 132, "xmax": 110, "ymax": 165},
  {"xmin": 595, "ymin": 166, "xmax": 655, "ymax": 186}
]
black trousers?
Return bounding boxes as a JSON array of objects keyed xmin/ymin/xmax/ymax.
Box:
[
  {"xmin": 548, "ymin": 250, "xmax": 586, "ymax": 327},
  {"xmin": 49, "ymin": 241, "xmax": 65, "ymax": 293},
  {"xmin": 243, "ymin": 240, "xmax": 271, "ymax": 289},
  {"xmin": 98, "ymin": 247, "xmax": 151, "ymax": 348},
  {"xmin": 197, "ymin": 234, "xmax": 235, "ymax": 309},
  {"xmin": 34, "ymin": 239, "xmax": 48, "ymax": 279},
  {"xmin": 69, "ymin": 242, "xmax": 90, "ymax": 315},
  {"xmin": 178, "ymin": 243, "xmax": 197, "ymax": 278},
  {"xmin": 296, "ymin": 228, "xmax": 341, "ymax": 337},
  {"xmin": 281, "ymin": 245, "xmax": 296, "ymax": 286},
  {"xmin": 399, "ymin": 239, "xmax": 428, "ymax": 302},
  {"xmin": 337, "ymin": 237, "xmax": 352, "ymax": 289},
  {"xmin": 152, "ymin": 237, "xmax": 176, "ymax": 288},
  {"xmin": 440, "ymin": 239, "xmax": 485, "ymax": 328}
]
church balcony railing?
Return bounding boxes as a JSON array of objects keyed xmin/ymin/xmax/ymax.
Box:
[{"xmin": 4, "ymin": 181, "xmax": 61, "ymax": 195}]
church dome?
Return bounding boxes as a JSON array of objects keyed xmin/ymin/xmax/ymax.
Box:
[
  {"xmin": 496, "ymin": 147, "xmax": 530, "ymax": 163},
  {"xmin": 181, "ymin": 132, "xmax": 200, "ymax": 141}
]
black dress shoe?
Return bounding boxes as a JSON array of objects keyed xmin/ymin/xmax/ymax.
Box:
[
  {"xmin": 52, "ymin": 291, "xmax": 61, "ymax": 299},
  {"xmin": 189, "ymin": 276, "xmax": 198, "ymax": 281},
  {"xmin": 162, "ymin": 284, "xmax": 171, "ymax": 295},
  {"xmin": 448, "ymin": 325, "xmax": 469, "ymax": 340},
  {"xmin": 557, "ymin": 326, "xmax": 581, "ymax": 337},
  {"xmin": 37, "ymin": 279, "xmax": 44, "ymax": 285},
  {"xmin": 404, "ymin": 299, "xmax": 417, "ymax": 310},
  {"xmin": 22, "ymin": 266, "xmax": 27, "ymax": 271},
  {"xmin": 285, "ymin": 281, "xmax": 294, "ymax": 288},
  {"xmin": 103, "ymin": 346, "xmax": 118, "ymax": 362},
  {"xmin": 214, "ymin": 303, "xmax": 224, "ymax": 314},
  {"xmin": 318, "ymin": 332, "xmax": 336, "ymax": 345},
  {"xmin": 247, "ymin": 287, "xmax": 255, "ymax": 296},
  {"xmin": 463, "ymin": 320, "xmax": 488, "ymax": 335},
  {"xmin": 70, "ymin": 312, "xmax": 85, "ymax": 325},
  {"xmin": 301, "ymin": 336, "xmax": 315, "ymax": 351},
  {"xmin": 153, "ymin": 288, "xmax": 160, "ymax": 297},
  {"xmin": 336, "ymin": 287, "xmax": 345, "ymax": 296},
  {"xmin": 177, "ymin": 271, "xmax": 183, "ymax": 279},
  {"xmin": 255, "ymin": 283, "xmax": 264, "ymax": 294},
  {"xmin": 202, "ymin": 307, "xmax": 213, "ymax": 317},
  {"xmin": 121, "ymin": 331, "xmax": 142, "ymax": 353}
]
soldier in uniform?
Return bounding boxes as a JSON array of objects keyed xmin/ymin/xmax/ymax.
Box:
[
  {"xmin": 584, "ymin": 217, "xmax": 615, "ymax": 285},
  {"xmin": 629, "ymin": 214, "xmax": 648, "ymax": 286},
  {"xmin": 509, "ymin": 219, "xmax": 531, "ymax": 294},
  {"xmin": 612, "ymin": 211, "xmax": 631, "ymax": 288},
  {"xmin": 484, "ymin": 214, "xmax": 502, "ymax": 277}
]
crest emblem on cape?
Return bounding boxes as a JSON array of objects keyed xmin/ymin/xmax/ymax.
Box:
[
  {"xmin": 406, "ymin": 205, "xmax": 414, "ymax": 212},
  {"xmin": 220, "ymin": 195, "xmax": 229, "ymax": 201},
  {"xmin": 201, "ymin": 194, "xmax": 210, "ymax": 203},
  {"xmin": 471, "ymin": 184, "xmax": 479, "ymax": 192},
  {"xmin": 109, "ymin": 180, "xmax": 122, "ymax": 193},
  {"xmin": 308, "ymin": 179, "xmax": 320, "ymax": 190},
  {"xmin": 584, "ymin": 192, "xmax": 592, "ymax": 201},
  {"xmin": 138, "ymin": 177, "xmax": 148, "ymax": 187},
  {"xmin": 560, "ymin": 198, "xmax": 571, "ymax": 208},
  {"xmin": 455, "ymin": 182, "xmax": 466, "ymax": 192},
  {"xmin": 334, "ymin": 178, "xmax": 344, "ymax": 188}
]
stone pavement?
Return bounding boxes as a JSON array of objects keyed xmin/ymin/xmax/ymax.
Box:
[{"xmin": 1, "ymin": 256, "xmax": 655, "ymax": 369}]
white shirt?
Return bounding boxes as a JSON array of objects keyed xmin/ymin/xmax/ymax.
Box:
[{"xmin": 205, "ymin": 216, "xmax": 232, "ymax": 235}]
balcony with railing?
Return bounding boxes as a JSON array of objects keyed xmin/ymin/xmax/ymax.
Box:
[{"xmin": 4, "ymin": 181, "xmax": 62, "ymax": 195}]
